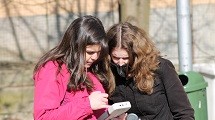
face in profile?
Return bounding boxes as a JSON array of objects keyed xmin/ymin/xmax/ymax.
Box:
[
  {"xmin": 111, "ymin": 48, "xmax": 129, "ymax": 66},
  {"xmin": 84, "ymin": 44, "xmax": 101, "ymax": 68}
]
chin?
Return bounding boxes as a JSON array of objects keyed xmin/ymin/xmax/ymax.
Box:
[{"xmin": 84, "ymin": 65, "xmax": 91, "ymax": 69}]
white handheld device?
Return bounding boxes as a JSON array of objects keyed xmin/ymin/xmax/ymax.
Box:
[{"xmin": 97, "ymin": 101, "xmax": 131, "ymax": 120}]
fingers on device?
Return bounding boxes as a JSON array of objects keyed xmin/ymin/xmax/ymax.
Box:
[{"xmin": 97, "ymin": 101, "xmax": 131, "ymax": 120}]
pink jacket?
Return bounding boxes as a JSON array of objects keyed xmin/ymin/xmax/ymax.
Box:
[{"xmin": 33, "ymin": 61, "xmax": 106, "ymax": 120}]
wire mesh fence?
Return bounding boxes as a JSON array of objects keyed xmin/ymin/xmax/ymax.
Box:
[{"xmin": 0, "ymin": 0, "xmax": 214, "ymax": 119}]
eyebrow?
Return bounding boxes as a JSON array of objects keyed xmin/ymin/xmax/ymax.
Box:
[
  {"xmin": 111, "ymin": 55, "xmax": 129, "ymax": 59},
  {"xmin": 86, "ymin": 48, "xmax": 101, "ymax": 52},
  {"xmin": 86, "ymin": 50, "xmax": 101, "ymax": 53}
]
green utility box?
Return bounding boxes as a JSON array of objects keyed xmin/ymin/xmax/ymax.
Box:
[{"xmin": 179, "ymin": 71, "xmax": 208, "ymax": 120}]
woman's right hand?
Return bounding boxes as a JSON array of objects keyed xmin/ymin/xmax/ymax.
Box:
[{"xmin": 89, "ymin": 91, "xmax": 110, "ymax": 110}]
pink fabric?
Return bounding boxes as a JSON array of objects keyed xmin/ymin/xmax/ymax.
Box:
[{"xmin": 33, "ymin": 61, "xmax": 106, "ymax": 120}]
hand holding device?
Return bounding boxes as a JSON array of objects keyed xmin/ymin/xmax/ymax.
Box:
[
  {"xmin": 89, "ymin": 91, "xmax": 109, "ymax": 110},
  {"xmin": 98, "ymin": 101, "xmax": 131, "ymax": 120}
]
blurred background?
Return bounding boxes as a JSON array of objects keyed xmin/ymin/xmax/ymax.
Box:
[{"xmin": 0, "ymin": 0, "xmax": 214, "ymax": 120}]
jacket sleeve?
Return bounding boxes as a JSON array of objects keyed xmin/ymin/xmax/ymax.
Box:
[
  {"xmin": 160, "ymin": 59, "xmax": 195, "ymax": 120},
  {"xmin": 33, "ymin": 62, "xmax": 94, "ymax": 120}
]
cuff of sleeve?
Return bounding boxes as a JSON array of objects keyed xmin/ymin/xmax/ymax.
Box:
[{"xmin": 81, "ymin": 96, "xmax": 93, "ymax": 115}]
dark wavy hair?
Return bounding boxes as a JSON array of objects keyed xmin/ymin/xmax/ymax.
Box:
[
  {"xmin": 107, "ymin": 22, "xmax": 160, "ymax": 94},
  {"xmin": 33, "ymin": 15, "xmax": 114, "ymax": 94}
]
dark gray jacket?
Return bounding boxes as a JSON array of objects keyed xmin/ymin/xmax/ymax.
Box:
[{"xmin": 109, "ymin": 58, "xmax": 194, "ymax": 120}]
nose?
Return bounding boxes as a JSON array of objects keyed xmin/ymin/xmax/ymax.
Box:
[
  {"xmin": 118, "ymin": 59, "xmax": 125, "ymax": 66},
  {"xmin": 91, "ymin": 53, "xmax": 98, "ymax": 60}
]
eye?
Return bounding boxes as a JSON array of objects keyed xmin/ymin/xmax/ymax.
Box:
[
  {"xmin": 112, "ymin": 56, "xmax": 120, "ymax": 60},
  {"xmin": 122, "ymin": 57, "xmax": 129, "ymax": 60},
  {"xmin": 111, "ymin": 55, "xmax": 129, "ymax": 60},
  {"xmin": 87, "ymin": 51, "xmax": 95, "ymax": 55}
]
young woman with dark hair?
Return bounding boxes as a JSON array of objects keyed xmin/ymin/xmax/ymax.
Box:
[{"xmin": 33, "ymin": 15, "xmax": 115, "ymax": 120}]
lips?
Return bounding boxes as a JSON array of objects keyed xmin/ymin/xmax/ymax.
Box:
[{"xmin": 86, "ymin": 62, "xmax": 92, "ymax": 65}]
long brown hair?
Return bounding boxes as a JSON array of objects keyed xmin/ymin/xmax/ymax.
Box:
[
  {"xmin": 33, "ymin": 15, "xmax": 114, "ymax": 94},
  {"xmin": 107, "ymin": 22, "xmax": 160, "ymax": 94}
]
